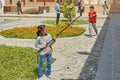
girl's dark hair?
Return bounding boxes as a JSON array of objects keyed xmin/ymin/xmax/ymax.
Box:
[
  {"xmin": 56, "ymin": 0, "xmax": 59, "ymax": 3},
  {"xmin": 104, "ymin": 1, "xmax": 107, "ymax": 3},
  {"xmin": 89, "ymin": 5, "xmax": 94, "ymax": 9},
  {"xmin": 37, "ymin": 25, "xmax": 46, "ymax": 36}
]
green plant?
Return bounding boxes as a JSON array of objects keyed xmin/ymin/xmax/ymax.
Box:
[
  {"xmin": 62, "ymin": 0, "xmax": 76, "ymax": 18},
  {"xmin": 0, "ymin": 45, "xmax": 56, "ymax": 80},
  {"xmin": 0, "ymin": 25, "xmax": 85, "ymax": 39}
]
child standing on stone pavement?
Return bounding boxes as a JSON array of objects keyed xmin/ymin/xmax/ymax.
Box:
[
  {"xmin": 88, "ymin": 5, "xmax": 98, "ymax": 37},
  {"xmin": 35, "ymin": 25, "xmax": 55, "ymax": 80}
]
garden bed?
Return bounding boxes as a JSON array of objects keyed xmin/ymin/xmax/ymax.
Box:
[
  {"xmin": 0, "ymin": 45, "xmax": 56, "ymax": 80},
  {"xmin": 0, "ymin": 25, "xmax": 85, "ymax": 39}
]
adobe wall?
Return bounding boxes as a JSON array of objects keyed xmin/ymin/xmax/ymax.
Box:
[
  {"xmin": 110, "ymin": 0, "xmax": 120, "ymax": 13},
  {"xmin": 4, "ymin": 0, "xmax": 112, "ymax": 14}
]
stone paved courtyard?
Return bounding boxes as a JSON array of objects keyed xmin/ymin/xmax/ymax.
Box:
[{"xmin": 0, "ymin": 15, "xmax": 109, "ymax": 80}]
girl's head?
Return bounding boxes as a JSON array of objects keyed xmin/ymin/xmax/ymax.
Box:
[
  {"xmin": 89, "ymin": 5, "xmax": 94, "ymax": 12},
  {"xmin": 104, "ymin": 1, "xmax": 107, "ymax": 3},
  {"xmin": 37, "ymin": 25, "xmax": 48, "ymax": 36},
  {"xmin": 56, "ymin": 0, "xmax": 59, "ymax": 3}
]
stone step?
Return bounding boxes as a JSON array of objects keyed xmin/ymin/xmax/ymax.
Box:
[{"xmin": 95, "ymin": 16, "xmax": 112, "ymax": 80}]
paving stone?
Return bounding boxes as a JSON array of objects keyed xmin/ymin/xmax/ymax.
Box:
[{"xmin": 0, "ymin": 17, "xmax": 107, "ymax": 80}]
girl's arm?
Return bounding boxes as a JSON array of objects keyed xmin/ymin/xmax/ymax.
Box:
[
  {"xmin": 35, "ymin": 37, "xmax": 47, "ymax": 49},
  {"xmin": 35, "ymin": 37, "xmax": 42, "ymax": 49}
]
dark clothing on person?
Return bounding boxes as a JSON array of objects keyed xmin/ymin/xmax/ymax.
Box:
[
  {"xmin": 78, "ymin": 1, "xmax": 81, "ymax": 11},
  {"xmin": 17, "ymin": 1, "xmax": 21, "ymax": 7},
  {"xmin": 17, "ymin": 1, "xmax": 23, "ymax": 14},
  {"xmin": 56, "ymin": 13, "xmax": 60, "ymax": 25},
  {"xmin": 55, "ymin": 3, "xmax": 61, "ymax": 25},
  {"xmin": 78, "ymin": 1, "xmax": 81, "ymax": 7},
  {"xmin": 78, "ymin": 1, "xmax": 84, "ymax": 16}
]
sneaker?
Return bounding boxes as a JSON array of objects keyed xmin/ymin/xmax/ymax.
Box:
[
  {"xmin": 37, "ymin": 75, "xmax": 47, "ymax": 80},
  {"xmin": 46, "ymin": 74, "xmax": 54, "ymax": 79}
]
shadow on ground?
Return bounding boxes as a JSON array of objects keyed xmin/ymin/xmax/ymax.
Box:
[
  {"xmin": 61, "ymin": 16, "xmax": 110, "ymax": 80},
  {"xmin": 78, "ymin": 17, "xmax": 110, "ymax": 80}
]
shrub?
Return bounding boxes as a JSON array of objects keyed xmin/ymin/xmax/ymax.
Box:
[
  {"xmin": 62, "ymin": 0, "xmax": 76, "ymax": 18},
  {"xmin": 0, "ymin": 25, "xmax": 85, "ymax": 39}
]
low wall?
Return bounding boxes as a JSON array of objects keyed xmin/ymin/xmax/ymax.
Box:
[{"xmin": 4, "ymin": 4, "xmax": 111, "ymax": 14}]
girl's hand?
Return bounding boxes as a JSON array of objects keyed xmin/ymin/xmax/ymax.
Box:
[
  {"xmin": 53, "ymin": 38, "xmax": 56, "ymax": 42},
  {"xmin": 42, "ymin": 45, "xmax": 47, "ymax": 49}
]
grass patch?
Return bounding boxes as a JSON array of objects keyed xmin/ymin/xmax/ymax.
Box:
[
  {"xmin": 41, "ymin": 19, "xmax": 88, "ymax": 25},
  {"xmin": 0, "ymin": 25, "xmax": 85, "ymax": 39},
  {"xmin": 0, "ymin": 45, "xmax": 56, "ymax": 80}
]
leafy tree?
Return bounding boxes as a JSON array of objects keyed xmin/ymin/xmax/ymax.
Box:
[{"xmin": 62, "ymin": 0, "xmax": 76, "ymax": 18}]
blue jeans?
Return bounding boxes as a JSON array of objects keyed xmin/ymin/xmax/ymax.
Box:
[{"xmin": 38, "ymin": 54, "xmax": 52, "ymax": 78}]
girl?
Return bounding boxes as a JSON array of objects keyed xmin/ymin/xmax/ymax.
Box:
[{"xmin": 35, "ymin": 25, "xmax": 54, "ymax": 79}]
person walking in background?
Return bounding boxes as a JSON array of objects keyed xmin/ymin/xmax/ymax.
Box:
[
  {"xmin": 77, "ymin": 0, "xmax": 81, "ymax": 13},
  {"xmin": 0, "ymin": 0, "xmax": 2, "ymax": 8},
  {"xmin": 16, "ymin": 0, "xmax": 23, "ymax": 14},
  {"xmin": 88, "ymin": 6, "xmax": 98, "ymax": 37},
  {"xmin": 0, "ymin": 0, "xmax": 2, "ymax": 13},
  {"xmin": 80, "ymin": 0, "xmax": 85, "ymax": 16},
  {"xmin": 103, "ymin": 1, "xmax": 109, "ymax": 15},
  {"xmin": 67, "ymin": 0, "xmax": 74, "ymax": 24},
  {"xmin": 55, "ymin": 0, "xmax": 61, "ymax": 25},
  {"xmin": 78, "ymin": 0, "xmax": 84, "ymax": 16}
]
